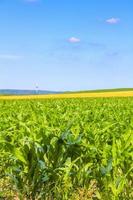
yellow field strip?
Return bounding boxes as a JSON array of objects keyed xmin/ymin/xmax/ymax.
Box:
[{"xmin": 1, "ymin": 91, "xmax": 133, "ymax": 100}]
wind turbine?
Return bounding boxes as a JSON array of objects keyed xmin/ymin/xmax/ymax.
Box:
[{"xmin": 35, "ymin": 83, "xmax": 39, "ymax": 94}]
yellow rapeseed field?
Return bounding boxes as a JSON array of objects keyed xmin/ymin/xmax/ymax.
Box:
[{"xmin": 1, "ymin": 91, "xmax": 133, "ymax": 100}]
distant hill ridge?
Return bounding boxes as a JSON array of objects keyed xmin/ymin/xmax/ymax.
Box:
[
  {"xmin": 0, "ymin": 89, "xmax": 61, "ymax": 95},
  {"xmin": 66, "ymin": 88, "xmax": 133, "ymax": 93},
  {"xmin": 0, "ymin": 88, "xmax": 133, "ymax": 95}
]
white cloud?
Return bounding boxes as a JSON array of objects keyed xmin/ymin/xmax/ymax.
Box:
[
  {"xmin": 68, "ymin": 37, "xmax": 80, "ymax": 43},
  {"xmin": 106, "ymin": 18, "xmax": 120, "ymax": 24},
  {"xmin": 0, "ymin": 54, "xmax": 22, "ymax": 60}
]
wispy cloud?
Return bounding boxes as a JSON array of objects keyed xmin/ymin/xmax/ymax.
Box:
[
  {"xmin": 107, "ymin": 51, "xmax": 119, "ymax": 57},
  {"xmin": 0, "ymin": 54, "xmax": 22, "ymax": 60},
  {"xmin": 68, "ymin": 37, "xmax": 81, "ymax": 43},
  {"xmin": 106, "ymin": 18, "xmax": 120, "ymax": 24}
]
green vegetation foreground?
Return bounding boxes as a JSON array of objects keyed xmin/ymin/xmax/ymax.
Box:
[{"xmin": 0, "ymin": 98, "xmax": 133, "ymax": 199}]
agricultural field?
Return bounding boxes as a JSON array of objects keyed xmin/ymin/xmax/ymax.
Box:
[
  {"xmin": 1, "ymin": 91, "xmax": 133, "ymax": 100},
  {"xmin": 0, "ymin": 97, "xmax": 133, "ymax": 199}
]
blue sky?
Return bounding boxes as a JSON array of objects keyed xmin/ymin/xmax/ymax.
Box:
[{"xmin": 0, "ymin": 0, "xmax": 133, "ymax": 91}]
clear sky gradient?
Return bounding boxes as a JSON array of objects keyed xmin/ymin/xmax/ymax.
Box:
[{"xmin": 0, "ymin": 0, "xmax": 133, "ymax": 91}]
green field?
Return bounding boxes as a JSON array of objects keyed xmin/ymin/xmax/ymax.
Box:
[
  {"xmin": 64, "ymin": 88, "xmax": 133, "ymax": 94},
  {"xmin": 0, "ymin": 98, "xmax": 133, "ymax": 199}
]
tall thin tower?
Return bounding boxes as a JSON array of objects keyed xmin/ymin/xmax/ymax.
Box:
[{"xmin": 35, "ymin": 84, "xmax": 39, "ymax": 94}]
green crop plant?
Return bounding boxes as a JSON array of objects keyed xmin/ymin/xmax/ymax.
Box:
[{"xmin": 0, "ymin": 98, "xmax": 133, "ymax": 199}]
